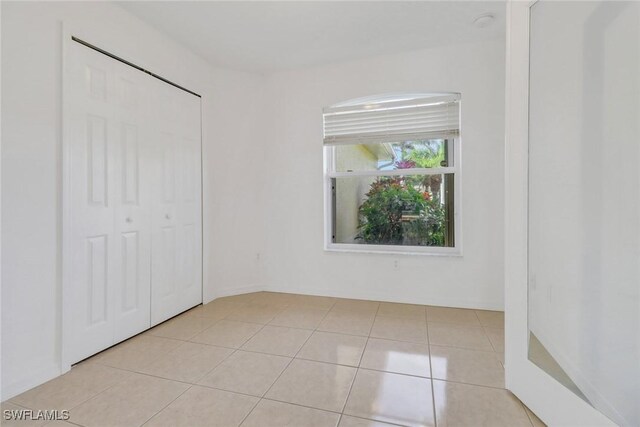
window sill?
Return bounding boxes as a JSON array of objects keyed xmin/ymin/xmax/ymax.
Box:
[{"xmin": 324, "ymin": 243, "xmax": 462, "ymax": 257}]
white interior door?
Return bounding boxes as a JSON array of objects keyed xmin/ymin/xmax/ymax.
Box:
[
  {"xmin": 173, "ymin": 88, "xmax": 202, "ymax": 317},
  {"xmin": 505, "ymin": 1, "xmax": 635, "ymax": 426},
  {"xmin": 150, "ymin": 78, "xmax": 202, "ymax": 325},
  {"xmin": 66, "ymin": 41, "xmax": 152, "ymax": 363},
  {"xmin": 112, "ymin": 61, "xmax": 153, "ymax": 343}
]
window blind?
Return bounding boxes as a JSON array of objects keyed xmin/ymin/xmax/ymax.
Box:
[{"xmin": 323, "ymin": 93, "xmax": 460, "ymax": 145}]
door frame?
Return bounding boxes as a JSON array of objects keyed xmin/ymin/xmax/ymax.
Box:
[
  {"xmin": 504, "ymin": 2, "xmax": 615, "ymax": 425},
  {"xmin": 61, "ymin": 22, "xmax": 204, "ymax": 372}
]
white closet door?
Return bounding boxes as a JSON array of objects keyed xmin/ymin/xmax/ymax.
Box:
[
  {"xmin": 150, "ymin": 78, "xmax": 202, "ymax": 325},
  {"xmin": 173, "ymin": 88, "xmax": 202, "ymax": 316},
  {"xmin": 66, "ymin": 42, "xmax": 152, "ymax": 363},
  {"xmin": 112, "ymin": 61, "xmax": 153, "ymax": 343}
]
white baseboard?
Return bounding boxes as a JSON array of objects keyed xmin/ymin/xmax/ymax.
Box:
[
  {"xmin": 263, "ymin": 284, "xmax": 503, "ymax": 311},
  {"xmin": 205, "ymin": 282, "xmax": 502, "ymax": 311},
  {"xmin": 205, "ymin": 284, "xmax": 266, "ymax": 304},
  {"xmin": 1, "ymin": 362, "xmax": 61, "ymax": 402}
]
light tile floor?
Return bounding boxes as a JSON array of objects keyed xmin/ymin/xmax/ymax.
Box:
[{"xmin": 3, "ymin": 292, "xmax": 546, "ymax": 427}]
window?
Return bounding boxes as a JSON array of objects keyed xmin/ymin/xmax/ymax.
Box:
[{"xmin": 323, "ymin": 93, "xmax": 461, "ymax": 255}]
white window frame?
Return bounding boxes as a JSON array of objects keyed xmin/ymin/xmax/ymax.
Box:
[{"xmin": 323, "ymin": 137, "xmax": 462, "ymax": 256}]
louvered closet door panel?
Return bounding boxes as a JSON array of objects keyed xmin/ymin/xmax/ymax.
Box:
[
  {"xmin": 67, "ymin": 42, "xmax": 151, "ymax": 363},
  {"xmin": 149, "ymin": 79, "xmax": 202, "ymax": 325}
]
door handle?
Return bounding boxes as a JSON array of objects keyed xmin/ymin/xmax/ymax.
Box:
[
  {"xmin": 165, "ymin": 214, "xmax": 171, "ymax": 220},
  {"xmin": 125, "ymin": 217, "xmax": 133, "ymax": 223}
]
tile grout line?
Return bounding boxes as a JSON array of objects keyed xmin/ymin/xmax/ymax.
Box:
[
  {"xmin": 68, "ymin": 362, "xmax": 197, "ymax": 426},
  {"xmin": 242, "ymin": 296, "xmax": 336, "ymax": 422},
  {"xmin": 430, "ymin": 377, "xmax": 510, "ymax": 392},
  {"xmin": 338, "ymin": 414, "xmax": 408, "ymax": 427},
  {"xmin": 167, "ymin": 293, "xmax": 286, "ymax": 426},
  {"xmin": 426, "ymin": 306, "xmax": 438, "ymax": 427},
  {"xmin": 139, "ymin": 310, "xmax": 272, "ymax": 426},
  {"xmin": 339, "ymin": 302, "xmax": 382, "ymax": 416},
  {"xmin": 483, "ymin": 324, "xmax": 497, "ymax": 352},
  {"xmin": 474, "ymin": 308, "xmax": 498, "ymax": 354},
  {"xmin": 193, "ymin": 314, "xmax": 270, "ymax": 386},
  {"xmin": 479, "ymin": 322, "xmax": 506, "ymax": 372},
  {"xmin": 264, "ymin": 299, "xmax": 335, "ymax": 401},
  {"xmin": 139, "ymin": 383, "xmax": 195, "ymax": 427},
  {"xmin": 482, "ymin": 323, "xmax": 505, "ymax": 353},
  {"xmin": 42, "ymin": 367, "xmax": 145, "ymax": 425},
  {"xmin": 428, "ymin": 306, "xmax": 495, "ymax": 356},
  {"xmin": 255, "ymin": 394, "xmax": 423, "ymax": 427},
  {"xmin": 235, "ymin": 391, "xmax": 262, "ymax": 427},
  {"xmin": 366, "ymin": 302, "xmax": 381, "ymax": 336},
  {"xmin": 157, "ymin": 307, "xmax": 441, "ymax": 345},
  {"xmin": 84, "ymin": 363, "xmax": 418, "ymax": 409},
  {"xmin": 78, "ymin": 351, "xmax": 197, "ymax": 426},
  {"xmin": 520, "ymin": 401, "xmax": 539, "ymax": 427},
  {"xmin": 428, "ymin": 341, "xmax": 497, "ymax": 353},
  {"xmin": 260, "ymin": 396, "xmax": 344, "ymax": 415}
]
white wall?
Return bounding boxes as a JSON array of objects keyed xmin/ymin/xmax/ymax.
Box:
[
  {"xmin": 528, "ymin": 2, "xmax": 639, "ymax": 426},
  {"xmin": 261, "ymin": 40, "xmax": 506, "ymax": 310},
  {"xmin": 1, "ymin": 1, "xmax": 266, "ymax": 399}
]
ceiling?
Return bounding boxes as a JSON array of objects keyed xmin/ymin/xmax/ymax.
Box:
[{"xmin": 118, "ymin": 1, "xmax": 506, "ymax": 73}]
